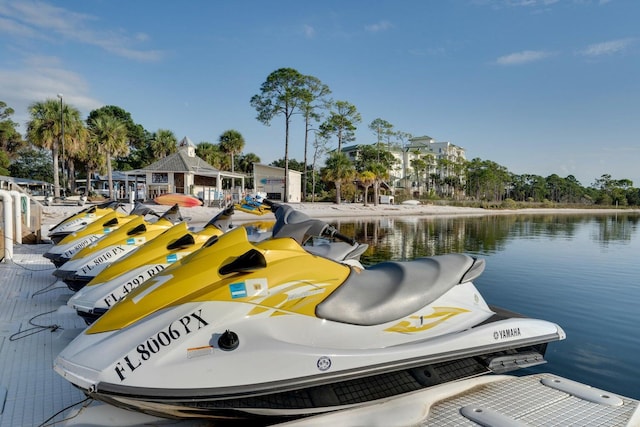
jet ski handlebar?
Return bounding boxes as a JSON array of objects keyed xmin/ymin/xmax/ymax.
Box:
[
  {"xmin": 321, "ymin": 225, "xmax": 357, "ymax": 246},
  {"xmin": 258, "ymin": 197, "xmax": 358, "ymax": 246}
]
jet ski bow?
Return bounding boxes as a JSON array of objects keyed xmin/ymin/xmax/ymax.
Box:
[
  {"xmin": 47, "ymin": 201, "xmax": 124, "ymax": 244},
  {"xmin": 44, "ymin": 203, "xmax": 155, "ymax": 267},
  {"xmin": 53, "ymin": 204, "xmax": 184, "ymax": 291}
]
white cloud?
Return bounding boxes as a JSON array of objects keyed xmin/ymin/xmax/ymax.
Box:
[
  {"xmin": 472, "ymin": 0, "xmax": 559, "ymax": 8},
  {"xmin": 303, "ymin": 24, "xmax": 316, "ymax": 38},
  {"xmin": 0, "ymin": 16, "xmax": 39, "ymax": 38},
  {"xmin": 0, "ymin": 0, "xmax": 163, "ymax": 62},
  {"xmin": 496, "ymin": 50, "xmax": 552, "ymax": 65},
  {"xmin": 579, "ymin": 38, "xmax": 634, "ymax": 57},
  {"xmin": 365, "ymin": 20, "xmax": 393, "ymax": 33},
  {"xmin": 0, "ymin": 55, "xmax": 103, "ymax": 131},
  {"xmin": 509, "ymin": 0, "xmax": 559, "ymax": 6}
]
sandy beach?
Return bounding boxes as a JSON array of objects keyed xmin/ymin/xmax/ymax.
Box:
[{"xmin": 40, "ymin": 200, "xmax": 640, "ymax": 235}]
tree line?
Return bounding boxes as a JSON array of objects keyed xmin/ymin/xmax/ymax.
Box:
[
  {"xmin": 249, "ymin": 68, "xmax": 639, "ymax": 207},
  {"xmin": 1, "ymin": 66, "xmax": 639, "ymax": 207},
  {"xmin": 0, "ymin": 100, "xmax": 257, "ymax": 199}
]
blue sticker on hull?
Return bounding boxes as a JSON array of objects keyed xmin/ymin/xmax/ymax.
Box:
[{"xmin": 229, "ymin": 282, "xmax": 247, "ymax": 299}]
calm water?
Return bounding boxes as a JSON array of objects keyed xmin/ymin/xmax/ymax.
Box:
[{"xmin": 330, "ymin": 213, "xmax": 640, "ymax": 400}]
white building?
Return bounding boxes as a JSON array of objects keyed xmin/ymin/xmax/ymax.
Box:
[
  {"xmin": 126, "ymin": 136, "xmax": 246, "ymax": 204},
  {"xmin": 404, "ymin": 135, "xmax": 467, "ymax": 197},
  {"xmin": 253, "ymin": 163, "xmax": 302, "ymax": 203},
  {"xmin": 340, "ymin": 135, "xmax": 467, "ymax": 198}
]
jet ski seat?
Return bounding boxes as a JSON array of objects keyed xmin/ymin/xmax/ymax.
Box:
[{"xmin": 316, "ymin": 254, "xmax": 480, "ymax": 326}]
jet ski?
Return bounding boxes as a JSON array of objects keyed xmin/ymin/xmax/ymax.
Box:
[
  {"xmin": 68, "ymin": 203, "xmax": 365, "ymax": 325},
  {"xmin": 47, "ymin": 201, "xmax": 123, "ymax": 244},
  {"xmin": 68, "ymin": 205, "xmax": 273, "ymax": 324},
  {"xmin": 54, "ymin": 201, "xmax": 565, "ymax": 421},
  {"xmin": 53, "ymin": 204, "xmax": 185, "ymax": 291},
  {"xmin": 43, "ymin": 203, "xmax": 157, "ymax": 268}
]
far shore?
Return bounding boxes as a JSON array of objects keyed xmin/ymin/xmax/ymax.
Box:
[{"xmin": 40, "ymin": 200, "xmax": 640, "ymax": 232}]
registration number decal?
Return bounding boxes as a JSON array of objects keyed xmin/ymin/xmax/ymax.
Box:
[{"xmin": 113, "ymin": 309, "xmax": 209, "ymax": 381}]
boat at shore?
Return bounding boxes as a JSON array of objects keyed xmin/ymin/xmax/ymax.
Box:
[{"xmin": 154, "ymin": 193, "xmax": 204, "ymax": 207}]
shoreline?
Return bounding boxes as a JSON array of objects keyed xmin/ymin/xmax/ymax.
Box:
[{"xmin": 40, "ymin": 201, "xmax": 640, "ymax": 232}]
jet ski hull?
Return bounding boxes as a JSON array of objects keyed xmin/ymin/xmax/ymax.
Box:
[
  {"xmin": 54, "ymin": 296, "xmax": 564, "ymax": 420},
  {"xmin": 77, "ymin": 348, "xmax": 543, "ymax": 420}
]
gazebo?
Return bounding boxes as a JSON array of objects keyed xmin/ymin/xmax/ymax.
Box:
[{"xmin": 125, "ymin": 137, "xmax": 246, "ymax": 205}]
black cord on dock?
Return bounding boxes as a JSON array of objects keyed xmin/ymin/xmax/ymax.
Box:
[
  {"xmin": 38, "ymin": 396, "xmax": 93, "ymax": 427},
  {"xmin": 0, "ymin": 257, "xmax": 55, "ymax": 272},
  {"xmin": 8, "ymin": 309, "xmax": 62, "ymax": 341}
]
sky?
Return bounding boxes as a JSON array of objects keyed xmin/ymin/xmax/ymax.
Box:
[{"xmin": 1, "ymin": 0, "xmax": 639, "ymax": 187}]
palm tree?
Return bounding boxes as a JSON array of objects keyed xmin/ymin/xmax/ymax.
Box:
[
  {"xmin": 196, "ymin": 142, "xmax": 224, "ymax": 169},
  {"xmin": 322, "ymin": 152, "xmax": 355, "ymax": 204},
  {"xmin": 150, "ymin": 129, "xmax": 177, "ymax": 159},
  {"xmin": 424, "ymin": 154, "xmax": 436, "ymax": 194},
  {"xmin": 237, "ymin": 152, "xmax": 261, "ymax": 189},
  {"xmin": 237, "ymin": 152, "xmax": 260, "ymax": 174},
  {"xmin": 88, "ymin": 115, "xmax": 128, "ymax": 199},
  {"xmin": 27, "ymin": 99, "xmax": 85, "ymax": 198},
  {"xmin": 218, "ymin": 129, "xmax": 245, "ymax": 173},
  {"xmin": 369, "ymin": 162, "xmax": 388, "ymax": 206},
  {"xmin": 76, "ymin": 131, "xmax": 106, "ymax": 195},
  {"xmin": 410, "ymin": 156, "xmax": 427, "ymax": 196},
  {"xmin": 359, "ymin": 170, "xmax": 376, "ymax": 206}
]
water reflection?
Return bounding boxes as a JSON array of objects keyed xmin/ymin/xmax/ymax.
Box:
[
  {"xmin": 591, "ymin": 214, "xmax": 639, "ymax": 246},
  {"xmin": 330, "ymin": 213, "xmax": 640, "ymax": 264},
  {"xmin": 328, "ymin": 212, "xmax": 640, "ymax": 399}
]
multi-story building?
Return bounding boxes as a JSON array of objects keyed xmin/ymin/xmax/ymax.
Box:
[
  {"xmin": 341, "ymin": 135, "xmax": 467, "ymax": 199},
  {"xmin": 403, "ymin": 135, "xmax": 467, "ymax": 198}
]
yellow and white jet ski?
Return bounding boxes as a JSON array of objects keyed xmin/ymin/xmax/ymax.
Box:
[
  {"xmin": 43, "ymin": 203, "xmax": 157, "ymax": 267},
  {"xmin": 54, "ymin": 201, "xmax": 565, "ymax": 422},
  {"xmin": 68, "ymin": 205, "xmax": 273, "ymax": 324},
  {"xmin": 53, "ymin": 204, "xmax": 184, "ymax": 291},
  {"xmin": 47, "ymin": 201, "xmax": 123, "ymax": 244},
  {"xmin": 67, "ymin": 202, "xmax": 365, "ymax": 324}
]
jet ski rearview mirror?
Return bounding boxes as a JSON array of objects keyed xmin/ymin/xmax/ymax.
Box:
[
  {"xmin": 219, "ymin": 249, "xmax": 267, "ymax": 275},
  {"xmin": 167, "ymin": 234, "xmax": 196, "ymax": 250}
]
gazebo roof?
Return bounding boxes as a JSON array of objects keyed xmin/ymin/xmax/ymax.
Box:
[
  {"xmin": 127, "ymin": 138, "xmax": 245, "ymax": 179},
  {"xmin": 141, "ymin": 150, "xmax": 220, "ymax": 174}
]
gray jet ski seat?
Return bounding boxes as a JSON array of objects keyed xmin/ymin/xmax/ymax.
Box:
[{"xmin": 316, "ymin": 254, "xmax": 484, "ymax": 326}]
